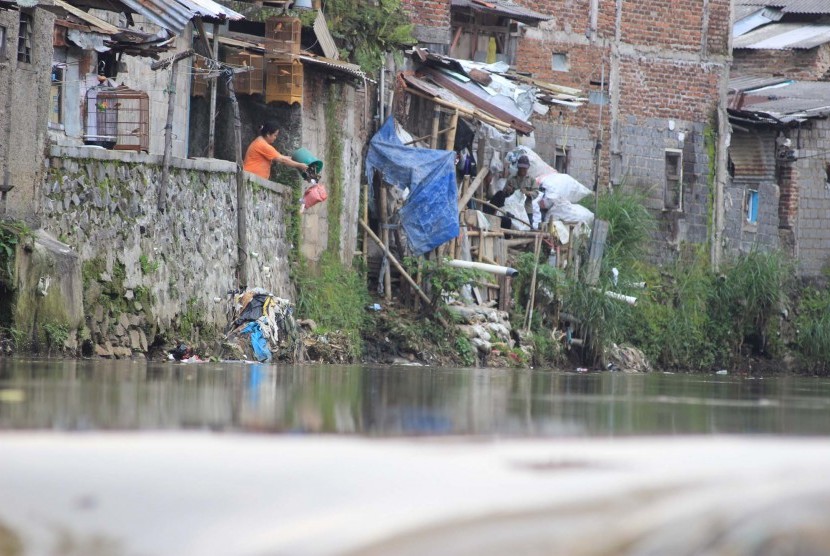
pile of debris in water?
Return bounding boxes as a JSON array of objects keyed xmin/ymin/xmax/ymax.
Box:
[{"xmin": 221, "ymin": 288, "xmax": 302, "ymax": 362}]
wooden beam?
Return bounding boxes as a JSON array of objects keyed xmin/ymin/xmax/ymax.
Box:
[{"xmin": 457, "ymin": 166, "xmax": 489, "ymax": 211}]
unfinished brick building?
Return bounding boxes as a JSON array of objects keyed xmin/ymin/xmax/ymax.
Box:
[{"xmin": 401, "ymin": 0, "xmax": 733, "ymax": 264}]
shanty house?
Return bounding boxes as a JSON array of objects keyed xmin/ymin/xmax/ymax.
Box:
[{"xmin": 727, "ymin": 77, "xmax": 830, "ymax": 278}]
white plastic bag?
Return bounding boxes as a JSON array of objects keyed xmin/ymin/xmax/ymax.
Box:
[
  {"xmin": 489, "ymin": 151, "xmax": 503, "ymax": 174},
  {"xmin": 502, "ymin": 190, "xmax": 530, "ymax": 231},
  {"xmin": 545, "ymin": 198, "xmax": 594, "ymax": 227},
  {"xmin": 537, "ymin": 173, "xmax": 593, "ymax": 204},
  {"xmin": 510, "ymin": 146, "xmax": 557, "ymax": 181}
]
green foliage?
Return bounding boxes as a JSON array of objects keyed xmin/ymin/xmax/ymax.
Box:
[
  {"xmin": 454, "ymin": 336, "xmax": 476, "ymax": 367},
  {"xmin": 796, "ymin": 288, "xmax": 830, "ymax": 373},
  {"xmin": 404, "ymin": 257, "xmax": 485, "ymax": 310},
  {"xmin": 139, "ymin": 254, "xmax": 160, "ymax": 275},
  {"xmin": 563, "ymin": 279, "xmax": 632, "ymax": 366},
  {"xmin": 529, "ymin": 330, "xmax": 563, "ymax": 368},
  {"xmin": 591, "ymin": 187, "xmax": 656, "ymax": 272},
  {"xmin": 324, "ymin": 0, "xmax": 417, "ymax": 73},
  {"xmin": 708, "ymin": 249, "xmax": 789, "ymax": 365},
  {"xmin": 0, "ymin": 221, "xmax": 30, "ymax": 286},
  {"xmin": 295, "ymin": 251, "xmax": 370, "ymax": 357},
  {"xmin": 511, "ymin": 250, "xmax": 565, "ymax": 329},
  {"xmin": 325, "ymin": 84, "xmax": 344, "ymax": 253},
  {"xmin": 42, "ymin": 321, "xmax": 69, "ymax": 352}
]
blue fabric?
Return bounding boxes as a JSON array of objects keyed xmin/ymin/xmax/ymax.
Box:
[
  {"xmin": 365, "ymin": 117, "xmax": 459, "ymax": 255},
  {"xmin": 242, "ymin": 321, "xmax": 271, "ymax": 362}
]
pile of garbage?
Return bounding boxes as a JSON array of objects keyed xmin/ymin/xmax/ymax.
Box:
[{"xmin": 223, "ymin": 288, "xmax": 300, "ymax": 362}]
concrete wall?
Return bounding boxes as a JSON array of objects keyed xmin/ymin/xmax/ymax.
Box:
[
  {"xmin": 40, "ymin": 145, "xmax": 292, "ymax": 354},
  {"xmin": 0, "ymin": 7, "xmax": 55, "ymax": 225},
  {"xmin": 793, "ymin": 118, "xmax": 830, "ymax": 277}
]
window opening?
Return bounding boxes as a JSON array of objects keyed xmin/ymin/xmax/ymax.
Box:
[
  {"xmin": 554, "ymin": 147, "xmax": 569, "ymax": 174},
  {"xmin": 50, "ymin": 64, "xmax": 64, "ymax": 127},
  {"xmin": 0, "ymin": 26, "xmax": 7, "ymax": 60},
  {"xmin": 664, "ymin": 149, "xmax": 683, "ymax": 211},
  {"xmin": 552, "ymin": 52, "xmax": 569, "ymax": 72},
  {"xmin": 745, "ymin": 189, "xmax": 759, "ymax": 224},
  {"xmin": 17, "ymin": 13, "xmax": 32, "ymax": 64}
]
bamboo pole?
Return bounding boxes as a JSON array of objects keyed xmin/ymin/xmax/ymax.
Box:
[
  {"xmin": 379, "ymin": 182, "xmax": 391, "ymax": 302},
  {"xmin": 457, "ymin": 166, "xmax": 489, "ymax": 211},
  {"xmin": 430, "ymin": 105, "xmax": 441, "ymax": 149},
  {"xmin": 445, "ymin": 109, "xmax": 459, "ymax": 151},
  {"xmin": 360, "ymin": 220, "xmax": 448, "ymax": 327},
  {"xmin": 362, "ymin": 181, "xmax": 369, "ymax": 263}
]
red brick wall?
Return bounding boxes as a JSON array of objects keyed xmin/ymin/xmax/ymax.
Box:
[
  {"xmin": 620, "ymin": 2, "xmax": 704, "ymax": 51},
  {"xmin": 400, "ymin": 0, "xmax": 450, "ymax": 29},
  {"xmin": 732, "ymin": 47, "xmax": 830, "ymax": 80},
  {"xmin": 778, "ymin": 162, "xmax": 798, "ymax": 230}
]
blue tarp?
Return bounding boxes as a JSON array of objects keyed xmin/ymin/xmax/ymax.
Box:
[
  {"xmin": 242, "ymin": 321, "xmax": 271, "ymax": 362},
  {"xmin": 365, "ymin": 117, "xmax": 459, "ymax": 256}
]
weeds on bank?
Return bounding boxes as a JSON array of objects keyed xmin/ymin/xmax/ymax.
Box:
[
  {"xmin": 295, "ymin": 252, "xmax": 370, "ymax": 358},
  {"xmin": 795, "ymin": 288, "xmax": 830, "ymax": 374}
]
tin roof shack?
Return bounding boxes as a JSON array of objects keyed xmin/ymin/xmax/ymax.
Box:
[
  {"xmin": 186, "ymin": 14, "xmax": 371, "ymax": 264},
  {"xmin": 733, "ymin": 0, "xmax": 830, "ymax": 80},
  {"xmin": 728, "ymin": 77, "xmax": 830, "ymax": 278},
  {"xmin": 398, "ymin": 0, "xmax": 733, "ymax": 267}
]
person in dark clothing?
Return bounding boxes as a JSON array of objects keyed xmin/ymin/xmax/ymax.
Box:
[{"xmin": 483, "ymin": 181, "xmax": 515, "ymax": 229}]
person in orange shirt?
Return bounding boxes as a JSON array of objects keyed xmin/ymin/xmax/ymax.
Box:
[{"xmin": 243, "ymin": 121, "xmax": 308, "ymax": 180}]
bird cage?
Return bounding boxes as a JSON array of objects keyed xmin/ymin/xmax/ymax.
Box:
[
  {"xmin": 191, "ymin": 57, "xmax": 209, "ymax": 98},
  {"xmin": 226, "ymin": 52, "xmax": 264, "ymax": 95},
  {"xmin": 265, "ymin": 17, "xmax": 300, "ymax": 55},
  {"xmin": 265, "ymin": 59, "xmax": 303, "ymax": 105},
  {"xmin": 83, "ymin": 85, "xmax": 149, "ymax": 152}
]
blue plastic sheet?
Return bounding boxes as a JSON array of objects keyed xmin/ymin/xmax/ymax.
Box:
[
  {"xmin": 242, "ymin": 321, "xmax": 271, "ymax": 362},
  {"xmin": 365, "ymin": 117, "xmax": 459, "ymax": 256}
]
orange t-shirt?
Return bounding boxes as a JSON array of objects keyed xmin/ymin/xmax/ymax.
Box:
[{"xmin": 243, "ymin": 136, "xmax": 280, "ymax": 179}]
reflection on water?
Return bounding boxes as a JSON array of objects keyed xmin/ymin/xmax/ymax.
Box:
[{"xmin": 2, "ymin": 358, "xmax": 830, "ymax": 436}]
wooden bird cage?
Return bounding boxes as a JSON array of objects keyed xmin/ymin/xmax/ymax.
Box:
[
  {"xmin": 265, "ymin": 17, "xmax": 300, "ymax": 54},
  {"xmin": 83, "ymin": 85, "xmax": 149, "ymax": 152},
  {"xmin": 191, "ymin": 57, "xmax": 209, "ymax": 98},
  {"xmin": 226, "ymin": 52, "xmax": 264, "ymax": 95},
  {"xmin": 265, "ymin": 59, "xmax": 303, "ymax": 105}
]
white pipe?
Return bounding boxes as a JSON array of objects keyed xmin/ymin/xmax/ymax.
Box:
[
  {"xmin": 605, "ymin": 290, "xmax": 637, "ymax": 306},
  {"xmin": 448, "ymin": 259, "xmax": 518, "ymax": 277}
]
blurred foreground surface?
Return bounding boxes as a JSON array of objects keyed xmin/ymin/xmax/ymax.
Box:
[
  {"xmin": 3, "ymin": 359, "xmax": 830, "ymax": 555},
  {"xmin": 2, "ymin": 435, "xmax": 830, "ymax": 555}
]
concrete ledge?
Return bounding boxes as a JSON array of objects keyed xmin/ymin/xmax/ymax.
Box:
[
  {"xmin": 244, "ymin": 171, "xmax": 288, "ymax": 195},
  {"xmin": 49, "ymin": 145, "xmax": 238, "ymax": 175}
]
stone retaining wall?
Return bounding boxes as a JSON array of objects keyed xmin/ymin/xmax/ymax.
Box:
[{"xmin": 41, "ymin": 145, "xmax": 294, "ymax": 355}]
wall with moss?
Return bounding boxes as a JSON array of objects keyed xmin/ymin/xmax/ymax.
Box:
[{"xmin": 41, "ymin": 145, "xmax": 292, "ymax": 353}]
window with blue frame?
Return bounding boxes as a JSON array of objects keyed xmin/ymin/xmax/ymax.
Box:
[{"xmin": 745, "ymin": 189, "xmax": 759, "ymax": 224}]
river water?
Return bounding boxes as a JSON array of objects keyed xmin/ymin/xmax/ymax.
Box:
[
  {"xmin": 5, "ymin": 359, "xmax": 830, "ymax": 554},
  {"xmin": 2, "ymin": 358, "xmax": 830, "ymax": 436}
]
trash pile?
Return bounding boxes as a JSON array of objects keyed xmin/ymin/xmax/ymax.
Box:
[{"xmin": 223, "ymin": 288, "xmax": 300, "ymax": 362}]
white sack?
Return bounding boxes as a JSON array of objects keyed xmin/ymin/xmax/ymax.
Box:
[
  {"xmin": 545, "ymin": 199, "xmax": 594, "ymax": 227},
  {"xmin": 502, "ymin": 190, "xmax": 530, "ymax": 231},
  {"xmin": 538, "ymin": 173, "xmax": 593, "ymax": 204}
]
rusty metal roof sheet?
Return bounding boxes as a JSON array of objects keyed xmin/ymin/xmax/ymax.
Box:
[
  {"xmin": 729, "ymin": 75, "xmax": 792, "ymax": 92},
  {"xmin": 737, "ymin": 0, "xmax": 830, "ymax": 14},
  {"xmin": 733, "ymin": 22, "xmax": 830, "ymax": 49},
  {"xmin": 729, "ymin": 80, "xmax": 830, "ymax": 123},
  {"xmin": 118, "ymin": 0, "xmax": 242, "ymax": 35},
  {"xmin": 297, "ymin": 54, "xmax": 366, "ymax": 80},
  {"xmin": 450, "ymin": 0, "xmax": 549, "ymax": 25}
]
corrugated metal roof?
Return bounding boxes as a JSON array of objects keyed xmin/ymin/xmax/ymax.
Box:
[
  {"xmin": 46, "ymin": 0, "xmax": 121, "ymax": 33},
  {"xmin": 733, "ymin": 7, "xmax": 782, "ymax": 37},
  {"xmin": 313, "ymin": 10, "xmax": 338, "ymax": 60},
  {"xmin": 733, "ymin": 22, "xmax": 830, "ymax": 49},
  {"xmin": 119, "ymin": 0, "xmax": 242, "ymax": 35},
  {"xmin": 297, "ymin": 55, "xmax": 366, "ymax": 80},
  {"xmin": 730, "ymin": 75, "xmax": 792, "ymax": 92},
  {"xmin": 737, "ymin": 0, "xmax": 830, "ymax": 14},
  {"xmin": 451, "ymin": 0, "xmax": 549, "ymax": 24},
  {"xmin": 729, "ymin": 80, "xmax": 830, "ymax": 123}
]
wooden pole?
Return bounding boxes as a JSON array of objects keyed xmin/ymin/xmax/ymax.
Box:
[
  {"xmin": 445, "ymin": 109, "xmax": 459, "ymax": 151},
  {"xmin": 379, "ymin": 182, "xmax": 392, "ymax": 301},
  {"xmin": 430, "ymin": 105, "xmax": 441, "ymax": 149},
  {"xmin": 227, "ymin": 72, "xmax": 248, "ymax": 289},
  {"xmin": 207, "ymin": 23, "xmax": 220, "ymax": 158},
  {"xmin": 405, "ymin": 88, "xmax": 512, "ymax": 132},
  {"xmin": 362, "ymin": 181, "xmax": 369, "ymax": 263},
  {"xmin": 152, "ymin": 49, "xmax": 194, "ymax": 213},
  {"xmin": 457, "ymin": 166, "xmax": 489, "ymax": 211},
  {"xmin": 360, "ymin": 220, "xmax": 449, "ymax": 327}
]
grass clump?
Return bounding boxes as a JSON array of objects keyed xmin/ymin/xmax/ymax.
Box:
[{"xmin": 295, "ymin": 251, "xmax": 370, "ymax": 358}]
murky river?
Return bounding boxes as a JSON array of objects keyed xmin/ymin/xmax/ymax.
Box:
[
  {"xmin": 3, "ymin": 358, "xmax": 830, "ymax": 436},
  {"xmin": 5, "ymin": 359, "xmax": 830, "ymax": 555}
]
